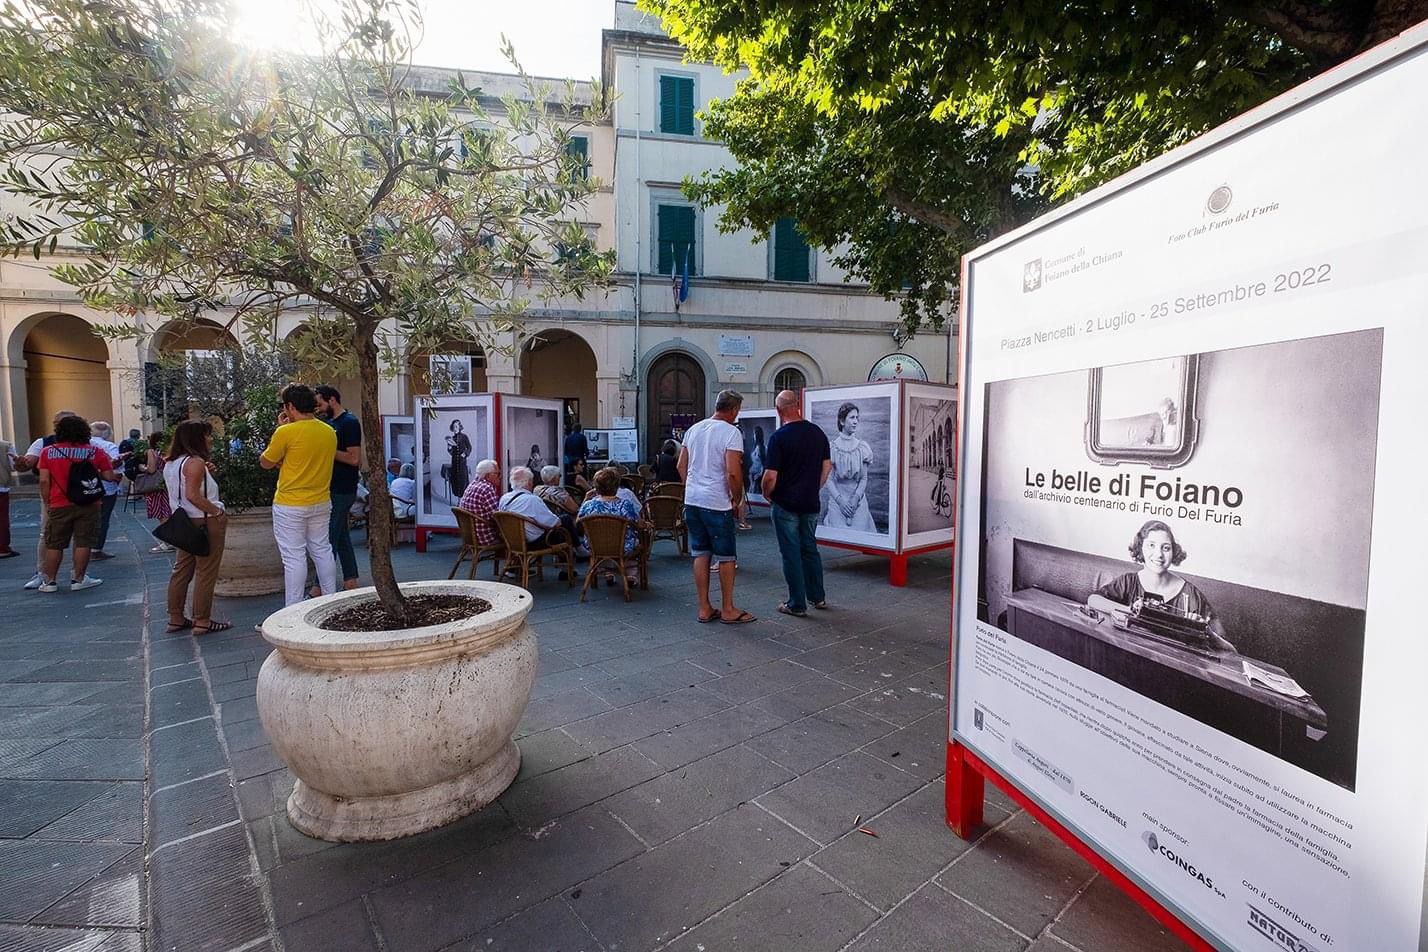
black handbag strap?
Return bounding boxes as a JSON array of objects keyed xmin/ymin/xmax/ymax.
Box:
[{"xmin": 175, "ymin": 456, "xmax": 209, "ymax": 521}]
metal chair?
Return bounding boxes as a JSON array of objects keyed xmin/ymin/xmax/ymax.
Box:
[
  {"xmin": 576, "ymin": 514, "xmax": 648, "ymax": 602},
  {"xmin": 643, "ymin": 494, "xmax": 687, "ymax": 554},
  {"xmin": 448, "ymin": 507, "xmax": 503, "ymax": 579},
  {"xmin": 492, "ymin": 511, "xmax": 575, "ymax": 589}
]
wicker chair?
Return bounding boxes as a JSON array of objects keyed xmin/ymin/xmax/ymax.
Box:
[
  {"xmin": 492, "ymin": 511, "xmax": 575, "ymax": 588},
  {"xmin": 448, "ymin": 507, "xmax": 503, "ymax": 579},
  {"xmin": 643, "ymin": 494, "xmax": 687, "ymax": 554},
  {"xmin": 637, "ymin": 463, "xmax": 655, "ymax": 482},
  {"xmin": 576, "ymin": 514, "xmax": 648, "ymax": 602},
  {"xmin": 620, "ymin": 474, "xmax": 646, "ymax": 498},
  {"xmin": 650, "ymin": 481, "xmax": 685, "ymax": 502}
]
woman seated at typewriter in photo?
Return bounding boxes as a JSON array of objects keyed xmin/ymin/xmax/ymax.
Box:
[{"xmin": 1086, "ymin": 519, "xmax": 1237, "ymax": 653}]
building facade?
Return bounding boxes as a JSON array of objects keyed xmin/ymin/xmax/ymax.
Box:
[{"xmin": 0, "ymin": 1, "xmax": 953, "ymax": 459}]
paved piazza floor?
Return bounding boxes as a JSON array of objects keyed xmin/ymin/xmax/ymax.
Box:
[{"xmin": 0, "ymin": 497, "xmax": 1188, "ymax": 951}]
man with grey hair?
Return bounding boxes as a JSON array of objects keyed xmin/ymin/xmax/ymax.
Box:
[
  {"xmin": 458, "ymin": 458, "xmax": 502, "ymax": 547},
  {"xmin": 678, "ymin": 389, "xmax": 754, "ymax": 624},
  {"xmin": 87, "ymin": 421, "xmax": 122, "ymax": 560},
  {"xmin": 761, "ymin": 390, "xmax": 831, "ymax": 616},
  {"xmin": 499, "ymin": 465, "xmax": 560, "ymax": 545}
]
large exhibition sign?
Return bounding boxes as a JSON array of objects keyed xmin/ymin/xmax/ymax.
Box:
[{"xmin": 952, "ymin": 32, "xmax": 1428, "ymax": 952}]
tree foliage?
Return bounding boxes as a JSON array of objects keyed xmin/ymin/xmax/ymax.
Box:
[
  {"xmin": 643, "ymin": 0, "xmax": 1426, "ymax": 331},
  {"xmin": 0, "ymin": 0, "xmax": 614, "ymax": 622}
]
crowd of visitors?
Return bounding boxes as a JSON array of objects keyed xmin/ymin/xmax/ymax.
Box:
[{"xmin": 5, "ymin": 381, "xmax": 838, "ymax": 627}]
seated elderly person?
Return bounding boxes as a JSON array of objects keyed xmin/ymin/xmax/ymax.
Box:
[
  {"xmin": 585, "ymin": 466, "xmax": 640, "ymax": 509},
  {"xmin": 498, "ymin": 466, "xmax": 561, "ymax": 547},
  {"xmin": 535, "ymin": 464, "xmax": 581, "ymax": 541},
  {"xmin": 390, "ymin": 464, "xmax": 418, "ymax": 519},
  {"xmin": 458, "ymin": 459, "xmax": 502, "ymax": 547},
  {"xmin": 385, "ymin": 458, "xmax": 402, "ymax": 486},
  {"xmin": 578, "ymin": 466, "xmax": 645, "ymax": 585}
]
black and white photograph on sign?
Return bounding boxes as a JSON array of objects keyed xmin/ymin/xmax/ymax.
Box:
[
  {"xmin": 736, "ymin": 409, "xmax": 778, "ymax": 506},
  {"xmin": 976, "ymin": 329, "xmax": 1382, "ymax": 790},
  {"xmin": 902, "ymin": 384, "xmax": 957, "ymax": 547},
  {"xmin": 414, "ymin": 395, "xmax": 493, "ymax": 528},
  {"xmin": 807, "ymin": 383, "xmax": 899, "ymax": 549},
  {"xmin": 502, "ymin": 398, "xmax": 563, "ymax": 479},
  {"xmin": 382, "ymin": 416, "xmax": 415, "ymax": 472}
]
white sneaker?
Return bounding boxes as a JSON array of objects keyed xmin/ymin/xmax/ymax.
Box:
[
  {"xmin": 70, "ymin": 575, "xmax": 103, "ymax": 592},
  {"xmin": 38, "ymin": 579, "xmax": 58, "ymax": 593},
  {"xmin": 150, "ymin": 543, "xmax": 172, "ymax": 553},
  {"xmin": 23, "ymin": 573, "xmax": 44, "ymax": 590}
]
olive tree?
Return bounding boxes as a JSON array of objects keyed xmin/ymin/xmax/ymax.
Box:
[{"xmin": 0, "ymin": 0, "xmax": 614, "ymax": 623}]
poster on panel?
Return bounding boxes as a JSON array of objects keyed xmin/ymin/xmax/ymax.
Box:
[
  {"xmin": 952, "ymin": 35, "xmax": 1427, "ymax": 952},
  {"xmin": 806, "ymin": 382, "xmax": 900, "ymax": 550},
  {"xmin": 501, "ymin": 396, "xmax": 565, "ymax": 485},
  {"xmin": 414, "ymin": 394, "xmax": 495, "ymax": 529},
  {"xmin": 382, "ymin": 415, "xmax": 415, "ymax": 473},
  {"xmin": 900, "ymin": 382, "xmax": 957, "ymax": 550},
  {"xmin": 735, "ymin": 408, "xmax": 779, "ymax": 506}
]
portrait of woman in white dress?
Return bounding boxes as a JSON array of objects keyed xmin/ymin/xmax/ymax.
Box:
[{"xmin": 822, "ymin": 402, "xmax": 877, "ymax": 531}]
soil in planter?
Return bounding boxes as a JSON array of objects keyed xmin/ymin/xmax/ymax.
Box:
[{"xmin": 319, "ymin": 594, "xmax": 492, "ymax": 632}]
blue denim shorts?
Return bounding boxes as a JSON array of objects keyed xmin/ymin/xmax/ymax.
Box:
[{"xmin": 683, "ymin": 505, "xmax": 737, "ymax": 564}]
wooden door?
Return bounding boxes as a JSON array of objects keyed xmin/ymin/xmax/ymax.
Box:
[{"xmin": 646, "ymin": 352, "xmax": 705, "ymax": 461}]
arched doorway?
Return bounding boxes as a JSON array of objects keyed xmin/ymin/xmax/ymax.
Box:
[
  {"xmin": 148, "ymin": 319, "xmax": 240, "ymax": 426},
  {"xmin": 646, "ymin": 351, "xmax": 705, "ymax": 461},
  {"xmin": 520, "ymin": 329, "xmax": 596, "ymax": 430},
  {"xmin": 23, "ymin": 314, "xmax": 113, "ymax": 442},
  {"xmin": 284, "ymin": 323, "xmax": 363, "ymax": 419}
]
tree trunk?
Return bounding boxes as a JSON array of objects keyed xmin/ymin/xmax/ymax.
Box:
[{"xmin": 356, "ymin": 321, "xmax": 407, "ymax": 626}]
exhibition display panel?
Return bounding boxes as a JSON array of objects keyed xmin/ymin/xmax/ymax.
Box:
[
  {"xmin": 500, "ymin": 396, "xmax": 565, "ymax": 480},
  {"xmin": 412, "ymin": 394, "xmax": 496, "ymax": 532},
  {"xmin": 382, "ymin": 415, "xmax": 415, "ymax": 473},
  {"xmin": 735, "ymin": 407, "xmax": 778, "ymax": 507},
  {"xmin": 948, "ymin": 27, "xmax": 1428, "ymax": 952},
  {"xmin": 804, "ymin": 380, "xmax": 956, "ymax": 585}
]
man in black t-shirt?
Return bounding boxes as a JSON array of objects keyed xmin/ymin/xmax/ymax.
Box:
[
  {"xmin": 315, "ymin": 385, "xmax": 363, "ymax": 590},
  {"xmin": 761, "ymin": 389, "xmax": 832, "ymax": 617}
]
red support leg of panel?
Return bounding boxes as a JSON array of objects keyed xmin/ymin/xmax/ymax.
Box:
[
  {"xmin": 889, "ymin": 554, "xmax": 909, "ymax": 587},
  {"xmin": 416, "ymin": 527, "xmax": 429, "ymax": 553},
  {"xmin": 944, "ymin": 741, "xmax": 985, "ymax": 838}
]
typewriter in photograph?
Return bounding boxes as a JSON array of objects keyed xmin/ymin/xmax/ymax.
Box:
[{"xmin": 1126, "ymin": 594, "xmax": 1217, "ymax": 653}]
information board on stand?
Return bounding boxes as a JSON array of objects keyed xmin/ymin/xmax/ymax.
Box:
[{"xmin": 950, "ymin": 30, "xmax": 1428, "ymax": 952}]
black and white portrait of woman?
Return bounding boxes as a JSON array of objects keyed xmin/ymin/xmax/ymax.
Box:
[
  {"xmin": 445, "ymin": 419, "xmax": 472, "ymax": 500},
  {"xmin": 808, "ymin": 384, "xmax": 898, "ymax": 547},
  {"xmin": 1087, "ymin": 520, "xmax": 1236, "ymax": 653},
  {"xmin": 736, "ymin": 409, "xmax": 778, "ymax": 505}
]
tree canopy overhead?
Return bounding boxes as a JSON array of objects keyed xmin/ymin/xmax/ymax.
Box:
[
  {"xmin": 0, "ymin": 0, "xmax": 614, "ymax": 621},
  {"xmin": 642, "ymin": 0, "xmax": 1426, "ymax": 330}
]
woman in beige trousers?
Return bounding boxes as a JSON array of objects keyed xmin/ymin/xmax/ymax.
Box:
[{"xmin": 163, "ymin": 420, "xmax": 231, "ymax": 634}]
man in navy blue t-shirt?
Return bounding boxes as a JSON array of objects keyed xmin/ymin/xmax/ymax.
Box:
[
  {"xmin": 315, "ymin": 385, "xmax": 363, "ymax": 591},
  {"xmin": 761, "ymin": 389, "xmax": 832, "ymax": 616}
]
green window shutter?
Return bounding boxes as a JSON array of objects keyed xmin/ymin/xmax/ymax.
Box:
[
  {"xmin": 660, "ymin": 75, "xmax": 694, "ymax": 135},
  {"xmin": 773, "ymin": 217, "xmax": 810, "ymax": 282},
  {"xmin": 657, "ymin": 204, "xmax": 696, "ymax": 275},
  {"xmin": 565, "ymin": 136, "xmax": 589, "ymax": 179}
]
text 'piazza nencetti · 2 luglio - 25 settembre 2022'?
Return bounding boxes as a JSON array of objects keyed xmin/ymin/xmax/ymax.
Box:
[{"xmin": 951, "ymin": 27, "xmax": 1428, "ymax": 952}]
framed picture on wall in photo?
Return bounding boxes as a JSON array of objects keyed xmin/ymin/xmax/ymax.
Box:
[
  {"xmin": 735, "ymin": 408, "xmax": 779, "ymax": 506},
  {"xmin": 413, "ymin": 393, "xmax": 495, "ymax": 529},
  {"xmin": 501, "ymin": 396, "xmax": 565, "ymax": 484},
  {"xmin": 901, "ymin": 382, "xmax": 958, "ymax": 550},
  {"xmin": 804, "ymin": 381, "xmax": 901, "ymax": 551}
]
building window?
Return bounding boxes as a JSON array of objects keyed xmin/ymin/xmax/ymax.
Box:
[
  {"xmin": 774, "ymin": 367, "xmax": 806, "ymax": 393},
  {"xmin": 656, "ymin": 203, "xmax": 697, "ymax": 275},
  {"xmin": 771, "ymin": 217, "xmax": 811, "ymax": 282},
  {"xmin": 659, "ymin": 74, "xmax": 695, "ymax": 136},
  {"xmin": 565, "ymin": 135, "xmax": 590, "ymax": 179}
]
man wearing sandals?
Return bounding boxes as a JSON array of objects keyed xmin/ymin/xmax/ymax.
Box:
[
  {"xmin": 761, "ymin": 390, "xmax": 832, "ymax": 618},
  {"xmin": 679, "ymin": 390, "xmax": 755, "ymax": 625}
]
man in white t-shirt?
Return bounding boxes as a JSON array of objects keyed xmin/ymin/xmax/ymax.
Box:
[
  {"xmin": 498, "ymin": 466, "xmax": 561, "ymax": 545},
  {"xmin": 678, "ymin": 389, "xmax": 755, "ymax": 624},
  {"xmin": 88, "ymin": 421, "xmax": 122, "ymax": 560}
]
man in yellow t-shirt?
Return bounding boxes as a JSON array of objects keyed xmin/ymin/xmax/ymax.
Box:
[{"xmin": 260, "ymin": 384, "xmax": 339, "ymax": 605}]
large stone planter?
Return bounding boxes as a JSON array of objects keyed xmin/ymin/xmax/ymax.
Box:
[
  {"xmin": 255, "ymin": 580, "xmax": 536, "ymax": 841},
  {"xmin": 214, "ymin": 507, "xmax": 283, "ymax": 597}
]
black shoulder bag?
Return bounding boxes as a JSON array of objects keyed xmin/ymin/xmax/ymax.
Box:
[{"xmin": 154, "ymin": 457, "xmax": 211, "ymax": 556}]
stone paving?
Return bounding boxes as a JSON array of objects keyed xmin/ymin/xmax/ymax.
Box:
[{"xmin": 0, "ymin": 496, "xmax": 1190, "ymax": 952}]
